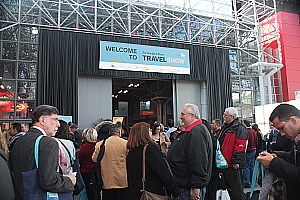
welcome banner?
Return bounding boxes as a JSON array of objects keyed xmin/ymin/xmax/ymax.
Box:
[{"xmin": 99, "ymin": 41, "xmax": 190, "ymax": 74}]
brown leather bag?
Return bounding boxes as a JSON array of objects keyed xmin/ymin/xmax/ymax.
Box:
[{"xmin": 139, "ymin": 144, "xmax": 170, "ymax": 200}]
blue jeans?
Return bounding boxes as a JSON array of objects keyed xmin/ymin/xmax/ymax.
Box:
[
  {"xmin": 244, "ymin": 150, "xmax": 256, "ymax": 186},
  {"xmin": 172, "ymin": 187, "xmax": 206, "ymax": 200}
]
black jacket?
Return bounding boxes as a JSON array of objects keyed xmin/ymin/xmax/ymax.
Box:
[
  {"xmin": 0, "ymin": 149, "xmax": 15, "ymax": 200},
  {"xmin": 167, "ymin": 120, "xmax": 213, "ymax": 190},
  {"xmin": 10, "ymin": 128, "xmax": 74, "ymax": 199},
  {"xmin": 270, "ymin": 142, "xmax": 300, "ymax": 200},
  {"xmin": 126, "ymin": 143, "xmax": 179, "ymax": 200}
]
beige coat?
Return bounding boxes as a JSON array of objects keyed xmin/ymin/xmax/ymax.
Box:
[
  {"xmin": 152, "ymin": 132, "xmax": 171, "ymax": 154},
  {"xmin": 92, "ymin": 136, "xmax": 128, "ymax": 189}
]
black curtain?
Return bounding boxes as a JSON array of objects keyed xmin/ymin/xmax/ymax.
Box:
[
  {"xmin": 37, "ymin": 30, "xmax": 78, "ymax": 122},
  {"xmin": 37, "ymin": 29, "xmax": 232, "ymax": 123}
]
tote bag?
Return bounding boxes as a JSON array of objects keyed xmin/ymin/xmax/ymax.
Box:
[
  {"xmin": 22, "ymin": 135, "xmax": 73, "ymax": 200},
  {"xmin": 216, "ymin": 140, "xmax": 228, "ymax": 169}
]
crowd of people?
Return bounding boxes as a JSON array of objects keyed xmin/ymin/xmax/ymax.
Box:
[{"xmin": 0, "ymin": 103, "xmax": 299, "ymax": 200}]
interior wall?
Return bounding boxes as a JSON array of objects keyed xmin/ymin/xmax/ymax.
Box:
[
  {"xmin": 173, "ymin": 80, "xmax": 207, "ymax": 126},
  {"xmin": 78, "ymin": 75, "xmax": 112, "ymax": 129}
]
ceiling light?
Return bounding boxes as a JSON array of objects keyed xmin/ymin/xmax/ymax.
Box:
[{"xmin": 32, "ymin": 27, "xmax": 38, "ymax": 34}]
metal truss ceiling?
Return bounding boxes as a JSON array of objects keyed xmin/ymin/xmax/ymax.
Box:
[{"xmin": 0, "ymin": 0, "xmax": 283, "ymax": 120}]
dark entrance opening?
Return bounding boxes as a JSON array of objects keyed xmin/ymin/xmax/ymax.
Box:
[{"xmin": 112, "ymin": 78, "xmax": 173, "ymax": 126}]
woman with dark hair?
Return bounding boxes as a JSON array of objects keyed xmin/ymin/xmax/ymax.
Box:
[
  {"xmin": 151, "ymin": 122, "xmax": 171, "ymax": 154},
  {"xmin": 121, "ymin": 125, "xmax": 131, "ymax": 140},
  {"xmin": 126, "ymin": 122, "xmax": 179, "ymax": 200},
  {"xmin": 53, "ymin": 120, "xmax": 76, "ymax": 175},
  {"xmin": 252, "ymin": 124, "xmax": 266, "ymax": 158}
]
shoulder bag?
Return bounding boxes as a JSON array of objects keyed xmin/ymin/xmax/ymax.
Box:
[
  {"xmin": 140, "ymin": 144, "xmax": 170, "ymax": 200},
  {"xmin": 90, "ymin": 139, "xmax": 106, "ymax": 194},
  {"xmin": 58, "ymin": 140, "xmax": 85, "ymax": 195},
  {"xmin": 249, "ymin": 156, "xmax": 286, "ymax": 200},
  {"xmin": 216, "ymin": 140, "xmax": 228, "ymax": 169},
  {"xmin": 22, "ymin": 135, "xmax": 73, "ymax": 200}
]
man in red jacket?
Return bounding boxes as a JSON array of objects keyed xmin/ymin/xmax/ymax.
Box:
[{"xmin": 218, "ymin": 107, "xmax": 247, "ymax": 200}]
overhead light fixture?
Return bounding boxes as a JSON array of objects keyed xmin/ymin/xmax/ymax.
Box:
[
  {"xmin": 128, "ymin": 83, "xmax": 133, "ymax": 87},
  {"xmin": 32, "ymin": 27, "xmax": 38, "ymax": 34},
  {"xmin": 118, "ymin": 90, "xmax": 123, "ymax": 93}
]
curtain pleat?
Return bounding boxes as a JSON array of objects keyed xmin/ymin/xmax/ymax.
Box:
[{"xmin": 37, "ymin": 29, "xmax": 232, "ymax": 123}]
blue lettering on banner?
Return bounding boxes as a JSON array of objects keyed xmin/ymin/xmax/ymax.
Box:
[{"xmin": 99, "ymin": 41, "xmax": 190, "ymax": 74}]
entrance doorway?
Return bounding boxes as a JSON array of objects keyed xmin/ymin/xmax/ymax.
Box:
[{"xmin": 112, "ymin": 78, "xmax": 173, "ymax": 126}]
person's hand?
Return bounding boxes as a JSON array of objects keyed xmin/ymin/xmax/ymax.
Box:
[
  {"xmin": 232, "ymin": 163, "xmax": 239, "ymax": 169},
  {"xmin": 64, "ymin": 174, "xmax": 76, "ymax": 185},
  {"xmin": 190, "ymin": 188, "xmax": 200, "ymax": 200},
  {"xmin": 257, "ymin": 151, "xmax": 275, "ymax": 168}
]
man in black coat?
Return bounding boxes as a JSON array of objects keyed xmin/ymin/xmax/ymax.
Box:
[
  {"xmin": 167, "ymin": 103, "xmax": 213, "ymax": 200},
  {"xmin": 70, "ymin": 124, "xmax": 83, "ymax": 148},
  {"xmin": 258, "ymin": 104, "xmax": 300, "ymax": 200},
  {"xmin": 10, "ymin": 105, "xmax": 76, "ymax": 199},
  {"xmin": 0, "ymin": 148, "xmax": 15, "ymax": 199}
]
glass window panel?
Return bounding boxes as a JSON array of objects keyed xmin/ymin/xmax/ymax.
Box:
[
  {"xmin": 0, "ymin": 62, "xmax": 16, "ymax": 79},
  {"xmin": 20, "ymin": 26, "xmax": 39, "ymax": 43},
  {"xmin": 230, "ymin": 62, "xmax": 239, "ymax": 75},
  {"xmin": 241, "ymin": 105, "xmax": 253, "ymax": 118},
  {"xmin": 232, "ymin": 92, "xmax": 240, "ymax": 104},
  {"xmin": 19, "ymin": 44, "xmax": 38, "ymax": 61},
  {"xmin": 241, "ymin": 90, "xmax": 252, "ymax": 104},
  {"xmin": 235, "ymin": 106, "xmax": 242, "ymax": 118},
  {"xmin": 192, "ymin": 1, "xmax": 212, "ymax": 13},
  {"xmin": 17, "ymin": 81, "xmax": 36, "ymax": 99},
  {"xmin": 0, "ymin": 100, "xmax": 15, "ymax": 119},
  {"xmin": 0, "ymin": 80, "xmax": 16, "ymax": 99},
  {"xmin": 254, "ymin": 91, "xmax": 261, "ymax": 105},
  {"xmin": 2, "ymin": 42, "xmax": 17, "ymax": 59},
  {"xmin": 18, "ymin": 63, "xmax": 36, "ymax": 79},
  {"xmin": 21, "ymin": 0, "xmax": 35, "ymax": 7},
  {"xmin": 2, "ymin": 25, "xmax": 18, "ymax": 41},
  {"xmin": 15, "ymin": 100, "xmax": 35, "ymax": 119},
  {"xmin": 241, "ymin": 78, "xmax": 253, "ymax": 90},
  {"xmin": 3, "ymin": 0, "xmax": 18, "ymax": 4}
]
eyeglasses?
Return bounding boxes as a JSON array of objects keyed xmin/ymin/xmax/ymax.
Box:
[
  {"xmin": 180, "ymin": 112, "xmax": 190, "ymax": 116},
  {"xmin": 44, "ymin": 116, "xmax": 59, "ymax": 123},
  {"xmin": 277, "ymin": 121, "xmax": 288, "ymax": 132}
]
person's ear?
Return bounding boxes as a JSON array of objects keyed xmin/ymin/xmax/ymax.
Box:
[
  {"xmin": 39, "ymin": 116, "xmax": 46, "ymax": 125},
  {"xmin": 290, "ymin": 116, "xmax": 298, "ymax": 125}
]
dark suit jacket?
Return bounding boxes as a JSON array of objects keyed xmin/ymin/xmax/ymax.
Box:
[
  {"xmin": 10, "ymin": 128, "xmax": 74, "ymax": 199},
  {"xmin": 0, "ymin": 149, "xmax": 15, "ymax": 199}
]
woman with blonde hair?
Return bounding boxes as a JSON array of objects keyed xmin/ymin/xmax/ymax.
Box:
[
  {"xmin": 0, "ymin": 131, "xmax": 8, "ymax": 155},
  {"xmin": 77, "ymin": 128, "xmax": 98, "ymax": 199},
  {"xmin": 126, "ymin": 122, "xmax": 179, "ymax": 200}
]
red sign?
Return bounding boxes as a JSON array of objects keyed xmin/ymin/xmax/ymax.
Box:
[
  {"xmin": 141, "ymin": 110, "xmax": 154, "ymax": 115},
  {"xmin": 0, "ymin": 101, "xmax": 28, "ymax": 113}
]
